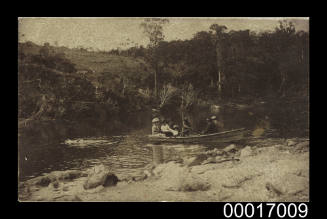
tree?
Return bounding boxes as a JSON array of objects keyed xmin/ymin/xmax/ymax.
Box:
[
  {"xmin": 140, "ymin": 18, "xmax": 169, "ymax": 98},
  {"xmin": 39, "ymin": 42, "xmax": 50, "ymax": 57},
  {"xmin": 273, "ymin": 20, "xmax": 297, "ymax": 97},
  {"xmin": 158, "ymin": 83, "xmax": 177, "ymax": 108},
  {"xmin": 209, "ymin": 24, "xmax": 227, "ymax": 99}
]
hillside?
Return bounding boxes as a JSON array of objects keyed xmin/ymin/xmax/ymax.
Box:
[{"xmin": 18, "ymin": 42, "xmax": 152, "ymax": 88}]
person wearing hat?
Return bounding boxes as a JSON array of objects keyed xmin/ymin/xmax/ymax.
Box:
[
  {"xmin": 211, "ymin": 115, "xmax": 224, "ymax": 131},
  {"xmin": 203, "ymin": 116, "xmax": 218, "ymax": 134},
  {"xmin": 152, "ymin": 117, "xmax": 161, "ymax": 135}
]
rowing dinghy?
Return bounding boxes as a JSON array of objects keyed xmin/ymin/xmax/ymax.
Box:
[{"xmin": 147, "ymin": 128, "xmax": 247, "ymax": 144}]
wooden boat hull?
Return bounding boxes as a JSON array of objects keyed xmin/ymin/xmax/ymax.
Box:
[{"xmin": 147, "ymin": 128, "xmax": 247, "ymax": 144}]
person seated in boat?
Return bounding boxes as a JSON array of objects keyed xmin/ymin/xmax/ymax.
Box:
[
  {"xmin": 203, "ymin": 117, "xmax": 218, "ymax": 134},
  {"xmin": 152, "ymin": 117, "xmax": 161, "ymax": 135},
  {"xmin": 182, "ymin": 118, "xmax": 192, "ymax": 136},
  {"xmin": 211, "ymin": 115, "xmax": 224, "ymax": 131},
  {"xmin": 161, "ymin": 120, "xmax": 178, "ymax": 137},
  {"xmin": 172, "ymin": 124, "xmax": 180, "ymax": 136}
]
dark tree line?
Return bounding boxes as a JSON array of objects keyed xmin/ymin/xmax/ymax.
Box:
[{"xmin": 110, "ymin": 20, "xmax": 308, "ymax": 103}]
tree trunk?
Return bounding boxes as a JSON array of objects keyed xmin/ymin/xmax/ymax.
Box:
[
  {"xmin": 218, "ymin": 70, "xmax": 222, "ymax": 99},
  {"xmin": 215, "ymin": 44, "xmax": 223, "ymax": 100},
  {"xmin": 279, "ymin": 71, "xmax": 287, "ymax": 97},
  {"xmin": 154, "ymin": 70, "xmax": 157, "ymax": 98},
  {"xmin": 181, "ymin": 94, "xmax": 184, "ymax": 136}
]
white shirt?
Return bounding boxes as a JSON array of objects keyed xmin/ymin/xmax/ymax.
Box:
[{"xmin": 161, "ymin": 124, "xmax": 178, "ymax": 136}]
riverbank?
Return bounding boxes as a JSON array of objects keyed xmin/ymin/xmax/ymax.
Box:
[{"xmin": 19, "ymin": 137, "xmax": 309, "ymax": 202}]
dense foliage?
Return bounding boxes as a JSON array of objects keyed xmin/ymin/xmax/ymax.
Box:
[
  {"xmin": 119, "ymin": 20, "xmax": 309, "ymax": 102},
  {"xmin": 18, "ymin": 20, "xmax": 309, "ymax": 137}
]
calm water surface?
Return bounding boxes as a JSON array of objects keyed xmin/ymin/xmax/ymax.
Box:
[{"xmin": 18, "ymin": 134, "xmax": 214, "ymax": 182}]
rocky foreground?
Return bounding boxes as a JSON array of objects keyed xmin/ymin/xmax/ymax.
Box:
[{"xmin": 18, "ymin": 138, "xmax": 309, "ymax": 202}]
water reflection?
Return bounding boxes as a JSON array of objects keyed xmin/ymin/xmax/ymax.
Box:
[{"xmin": 20, "ymin": 134, "xmax": 225, "ymax": 182}]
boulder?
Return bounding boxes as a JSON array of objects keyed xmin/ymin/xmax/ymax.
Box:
[
  {"xmin": 296, "ymin": 141, "xmax": 309, "ymax": 149},
  {"xmin": 266, "ymin": 182, "xmax": 283, "ymax": 197},
  {"xmin": 201, "ymin": 156, "xmax": 217, "ymax": 165},
  {"xmin": 103, "ymin": 173, "xmax": 119, "ymax": 187},
  {"xmin": 34, "ymin": 176, "xmax": 53, "ymax": 187},
  {"xmin": 216, "ymin": 150, "xmax": 225, "ymax": 156},
  {"xmin": 290, "ymin": 141, "xmax": 309, "ymax": 153},
  {"xmin": 186, "ymin": 154, "xmax": 208, "ymax": 167},
  {"xmin": 30, "ymin": 170, "xmax": 85, "ymax": 187},
  {"xmin": 223, "ymin": 144, "xmax": 237, "ymax": 153},
  {"xmin": 287, "ymin": 139, "xmax": 297, "ymax": 146},
  {"xmin": 83, "ymin": 165, "xmax": 118, "ymax": 190},
  {"xmin": 153, "ymin": 161, "xmax": 183, "ymax": 177},
  {"xmin": 156, "ymin": 162, "xmax": 210, "ymax": 192},
  {"xmin": 48, "ymin": 180, "xmax": 60, "ymax": 189},
  {"xmin": 134, "ymin": 174, "xmax": 148, "ymax": 181},
  {"xmin": 240, "ymin": 146, "xmax": 253, "ymax": 158},
  {"xmin": 177, "ymin": 174, "xmax": 211, "ymax": 192},
  {"xmin": 144, "ymin": 170, "xmax": 153, "ymax": 178},
  {"xmin": 57, "ymin": 170, "xmax": 85, "ymax": 181},
  {"xmin": 265, "ymin": 173, "xmax": 308, "ymax": 198}
]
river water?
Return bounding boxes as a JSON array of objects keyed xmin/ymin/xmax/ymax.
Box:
[
  {"xmin": 18, "ymin": 99, "xmax": 308, "ymax": 182},
  {"xmin": 18, "ymin": 129, "xmax": 212, "ymax": 182}
]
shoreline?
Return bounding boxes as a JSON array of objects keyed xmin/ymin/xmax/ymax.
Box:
[{"xmin": 19, "ymin": 138, "xmax": 309, "ymax": 202}]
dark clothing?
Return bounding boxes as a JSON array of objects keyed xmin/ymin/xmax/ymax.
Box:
[
  {"xmin": 183, "ymin": 119, "xmax": 191, "ymax": 128},
  {"xmin": 164, "ymin": 132, "xmax": 173, "ymax": 137},
  {"xmin": 182, "ymin": 128, "xmax": 190, "ymax": 136},
  {"xmin": 204, "ymin": 121, "xmax": 218, "ymax": 134},
  {"xmin": 182, "ymin": 119, "xmax": 192, "ymax": 136}
]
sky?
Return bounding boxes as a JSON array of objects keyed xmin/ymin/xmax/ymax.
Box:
[{"xmin": 18, "ymin": 17, "xmax": 309, "ymax": 51}]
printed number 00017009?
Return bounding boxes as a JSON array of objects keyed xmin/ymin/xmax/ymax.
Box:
[{"xmin": 223, "ymin": 203, "xmax": 308, "ymax": 218}]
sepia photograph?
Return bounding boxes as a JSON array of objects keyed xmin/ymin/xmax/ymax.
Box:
[{"xmin": 18, "ymin": 17, "xmax": 309, "ymax": 202}]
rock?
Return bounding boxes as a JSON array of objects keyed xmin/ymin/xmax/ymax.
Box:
[
  {"xmin": 48, "ymin": 180, "xmax": 60, "ymax": 189},
  {"xmin": 240, "ymin": 146, "xmax": 253, "ymax": 158},
  {"xmin": 287, "ymin": 139, "xmax": 297, "ymax": 146},
  {"xmin": 266, "ymin": 182, "xmax": 283, "ymax": 197},
  {"xmin": 205, "ymin": 148, "xmax": 224, "ymax": 157},
  {"xmin": 153, "ymin": 161, "xmax": 182, "ymax": 177},
  {"xmin": 290, "ymin": 141, "xmax": 309, "ymax": 153},
  {"xmin": 216, "ymin": 150, "xmax": 225, "ymax": 156},
  {"xmin": 53, "ymin": 195, "xmax": 82, "ymax": 202},
  {"xmin": 186, "ymin": 154, "xmax": 208, "ymax": 167},
  {"xmin": 144, "ymin": 170, "xmax": 153, "ymax": 178},
  {"xmin": 152, "ymin": 161, "xmax": 211, "ymax": 192},
  {"xmin": 145, "ymin": 163, "xmax": 156, "ymax": 170},
  {"xmin": 134, "ymin": 174, "xmax": 147, "ymax": 181},
  {"xmin": 296, "ymin": 141, "xmax": 309, "ymax": 149},
  {"xmin": 215, "ymin": 155, "xmax": 224, "ymax": 161},
  {"xmin": 34, "ymin": 176, "xmax": 52, "ymax": 187},
  {"xmin": 266, "ymin": 173, "xmax": 308, "ymax": 198},
  {"xmin": 102, "ymin": 173, "xmax": 119, "ymax": 187},
  {"xmin": 30, "ymin": 170, "xmax": 85, "ymax": 187},
  {"xmin": 83, "ymin": 165, "xmax": 118, "ymax": 190},
  {"xmin": 178, "ymin": 174, "xmax": 211, "ymax": 192},
  {"xmin": 183, "ymin": 157, "xmax": 196, "ymax": 166},
  {"xmin": 57, "ymin": 170, "xmax": 85, "ymax": 181},
  {"xmin": 85, "ymin": 185, "xmax": 105, "ymax": 193},
  {"xmin": 223, "ymin": 144, "xmax": 237, "ymax": 153},
  {"xmin": 202, "ymin": 156, "xmax": 216, "ymax": 165}
]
